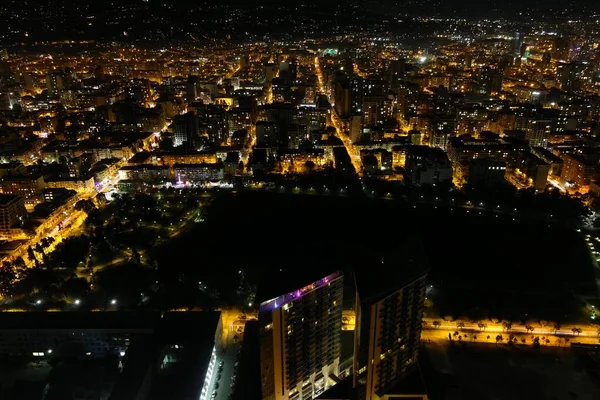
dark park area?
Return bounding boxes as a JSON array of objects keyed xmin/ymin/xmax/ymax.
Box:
[{"xmin": 157, "ymin": 192, "xmax": 596, "ymax": 319}]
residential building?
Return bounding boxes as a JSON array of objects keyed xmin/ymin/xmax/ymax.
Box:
[
  {"xmin": 173, "ymin": 163, "xmax": 225, "ymax": 183},
  {"xmin": 0, "ymin": 175, "xmax": 45, "ymax": 208},
  {"xmin": 460, "ymin": 159, "xmax": 507, "ymax": 187},
  {"xmin": 259, "ymin": 271, "xmax": 343, "ymax": 400},
  {"xmin": 353, "ymin": 248, "xmax": 429, "ymax": 400},
  {"xmin": 118, "ymin": 165, "xmax": 171, "ymax": 182},
  {"xmin": 0, "ymin": 194, "xmax": 26, "ymax": 237},
  {"xmin": 561, "ymin": 153, "xmax": 596, "ymax": 187},
  {"xmin": 404, "ymin": 146, "xmax": 452, "ymax": 185}
]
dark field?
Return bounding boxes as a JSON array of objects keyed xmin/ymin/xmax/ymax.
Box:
[
  {"xmin": 421, "ymin": 341, "xmax": 600, "ymax": 400},
  {"xmin": 157, "ymin": 192, "xmax": 595, "ymax": 319}
]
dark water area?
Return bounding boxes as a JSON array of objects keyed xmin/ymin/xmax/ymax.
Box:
[{"xmin": 157, "ymin": 192, "xmax": 595, "ymax": 319}]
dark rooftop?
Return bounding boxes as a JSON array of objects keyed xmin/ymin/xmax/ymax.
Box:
[
  {"xmin": 0, "ymin": 193, "xmax": 21, "ymax": 205},
  {"xmin": 257, "ymin": 266, "xmax": 341, "ymax": 306},
  {"xmin": 0, "ymin": 312, "xmax": 159, "ymax": 330},
  {"xmin": 353, "ymin": 241, "xmax": 429, "ymax": 305}
]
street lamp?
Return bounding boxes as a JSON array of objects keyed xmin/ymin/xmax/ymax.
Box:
[
  {"xmin": 74, "ymin": 299, "xmax": 81, "ymax": 305},
  {"xmin": 36, "ymin": 299, "xmax": 42, "ymax": 305},
  {"xmin": 110, "ymin": 299, "xmax": 117, "ymax": 305}
]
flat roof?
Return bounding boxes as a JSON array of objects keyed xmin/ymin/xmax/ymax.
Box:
[
  {"xmin": 0, "ymin": 312, "xmax": 159, "ymax": 331},
  {"xmin": 257, "ymin": 267, "xmax": 341, "ymax": 309},
  {"xmin": 0, "ymin": 193, "xmax": 21, "ymax": 205},
  {"xmin": 354, "ymin": 241, "xmax": 429, "ymax": 305}
]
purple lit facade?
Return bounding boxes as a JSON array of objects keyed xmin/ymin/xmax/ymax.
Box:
[{"xmin": 259, "ymin": 271, "xmax": 341, "ymax": 313}]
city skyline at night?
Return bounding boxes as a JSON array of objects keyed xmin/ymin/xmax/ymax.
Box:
[{"xmin": 0, "ymin": 1, "xmax": 599, "ymax": 399}]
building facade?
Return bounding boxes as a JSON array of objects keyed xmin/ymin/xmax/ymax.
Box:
[
  {"xmin": 259, "ymin": 272, "xmax": 343, "ymax": 400},
  {"xmin": 353, "ymin": 261, "xmax": 428, "ymax": 400}
]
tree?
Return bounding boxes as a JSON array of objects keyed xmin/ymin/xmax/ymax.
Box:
[
  {"xmin": 131, "ymin": 248, "xmax": 141, "ymax": 265},
  {"xmin": 477, "ymin": 322, "xmax": 486, "ymax": 331},
  {"xmin": 159, "ymin": 136, "xmax": 174, "ymax": 151},
  {"xmin": 456, "ymin": 320, "xmax": 465, "ymax": 330},
  {"xmin": 572, "ymin": 327, "xmax": 582, "ymax": 336},
  {"xmin": 61, "ymin": 277, "xmax": 90, "ymax": 299},
  {"xmin": 521, "ymin": 338, "xmax": 526, "ymax": 345},
  {"xmin": 304, "ymin": 160, "xmax": 316, "ymax": 173},
  {"xmin": 75, "ymin": 199, "xmax": 96, "ymax": 213},
  {"xmin": 525, "ymin": 324, "xmax": 534, "ymax": 334},
  {"xmin": 502, "ymin": 321, "xmax": 512, "ymax": 332},
  {"xmin": 13, "ymin": 257, "xmax": 25, "ymax": 270},
  {"xmin": 553, "ymin": 322, "xmax": 561, "ymax": 334},
  {"xmin": 27, "ymin": 246, "xmax": 36, "ymax": 262},
  {"xmin": 0, "ymin": 263, "xmax": 16, "ymax": 297},
  {"xmin": 431, "ymin": 320, "xmax": 440, "ymax": 329},
  {"xmin": 495, "ymin": 335, "xmax": 503, "ymax": 344}
]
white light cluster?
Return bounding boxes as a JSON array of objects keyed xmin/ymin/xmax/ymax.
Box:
[{"xmin": 199, "ymin": 346, "xmax": 217, "ymax": 400}]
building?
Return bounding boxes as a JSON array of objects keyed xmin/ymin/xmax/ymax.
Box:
[
  {"xmin": 561, "ymin": 153, "xmax": 595, "ymax": 187},
  {"xmin": 0, "ymin": 194, "xmax": 26, "ymax": 237},
  {"xmin": 0, "ymin": 312, "xmax": 222, "ymax": 400},
  {"xmin": 0, "ymin": 175, "xmax": 46, "ymax": 208},
  {"xmin": 256, "ymin": 121, "xmax": 282, "ymax": 146},
  {"xmin": 446, "ymin": 137, "xmax": 527, "ymax": 166},
  {"xmin": 404, "ymin": 146, "xmax": 452, "ymax": 186},
  {"xmin": 531, "ymin": 147, "xmax": 563, "ymax": 177},
  {"xmin": 46, "ymin": 72, "xmax": 65, "ymax": 96},
  {"xmin": 0, "ymin": 312, "xmax": 156, "ymax": 358},
  {"xmin": 160, "ymin": 152, "xmax": 217, "ymax": 166},
  {"xmin": 45, "ymin": 176, "xmax": 95, "ymax": 193},
  {"xmin": 524, "ymin": 120, "xmax": 550, "ymax": 148},
  {"xmin": 259, "ymin": 271, "xmax": 343, "ymax": 400},
  {"xmin": 118, "ymin": 165, "xmax": 171, "ymax": 182},
  {"xmin": 90, "ymin": 158, "xmax": 123, "ymax": 185},
  {"xmin": 173, "ymin": 112, "xmax": 200, "ymax": 148},
  {"xmin": 173, "ymin": 163, "xmax": 225, "ymax": 183},
  {"xmin": 460, "ymin": 159, "xmax": 507, "ymax": 187},
  {"xmin": 522, "ymin": 153, "xmax": 550, "ymax": 190},
  {"xmin": 279, "ymin": 148, "xmax": 328, "ymax": 173},
  {"xmin": 353, "ymin": 248, "xmax": 429, "ymax": 400}
]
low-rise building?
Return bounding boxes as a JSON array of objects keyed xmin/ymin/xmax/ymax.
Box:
[
  {"xmin": 460, "ymin": 158, "xmax": 506, "ymax": 187},
  {"xmin": 0, "ymin": 175, "xmax": 46, "ymax": 208},
  {"xmin": 278, "ymin": 148, "xmax": 328, "ymax": 173},
  {"xmin": 118, "ymin": 165, "xmax": 171, "ymax": 182},
  {"xmin": 45, "ymin": 176, "xmax": 95, "ymax": 193},
  {"xmin": 561, "ymin": 153, "xmax": 596, "ymax": 187},
  {"xmin": 404, "ymin": 146, "xmax": 452, "ymax": 185},
  {"xmin": 522, "ymin": 153, "xmax": 550, "ymax": 190},
  {"xmin": 160, "ymin": 152, "xmax": 218, "ymax": 166},
  {"xmin": 173, "ymin": 163, "xmax": 225, "ymax": 183},
  {"xmin": 0, "ymin": 194, "xmax": 26, "ymax": 238}
]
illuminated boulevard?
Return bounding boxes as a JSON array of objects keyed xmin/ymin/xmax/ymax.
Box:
[
  {"xmin": 421, "ymin": 318, "xmax": 600, "ymax": 347},
  {"xmin": 314, "ymin": 56, "xmax": 369, "ymax": 196}
]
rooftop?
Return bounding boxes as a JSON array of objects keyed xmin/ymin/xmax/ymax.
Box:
[
  {"xmin": 0, "ymin": 193, "xmax": 21, "ymax": 205},
  {"xmin": 353, "ymin": 241, "xmax": 429, "ymax": 305},
  {"xmin": 0, "ymin": 312, "xmax": 159, "ymax": 331}
]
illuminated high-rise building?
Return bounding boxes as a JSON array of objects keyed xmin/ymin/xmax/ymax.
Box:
[
  {"xmin": 352, "ymin": 251, "xmax": 428, "ymax": 400},
  {"xmin": 46, "ymin": 72, "xmax": 65, "ymax": 97},
  {"xmin": 259, "ymin": 271, "xmax": 343, "ymax": 400}
]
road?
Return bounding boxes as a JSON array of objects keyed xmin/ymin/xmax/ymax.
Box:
[
  {"xmin": 422, "ymin": 318, "xmax": 600, "ymax": 346},
  {"xmin": 314, "ymin": 56, "xmax": 368, "ymax": 195},
  {"xmin": 206, "ymin": 308, "xmax": 257, "ymax": 400}
]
